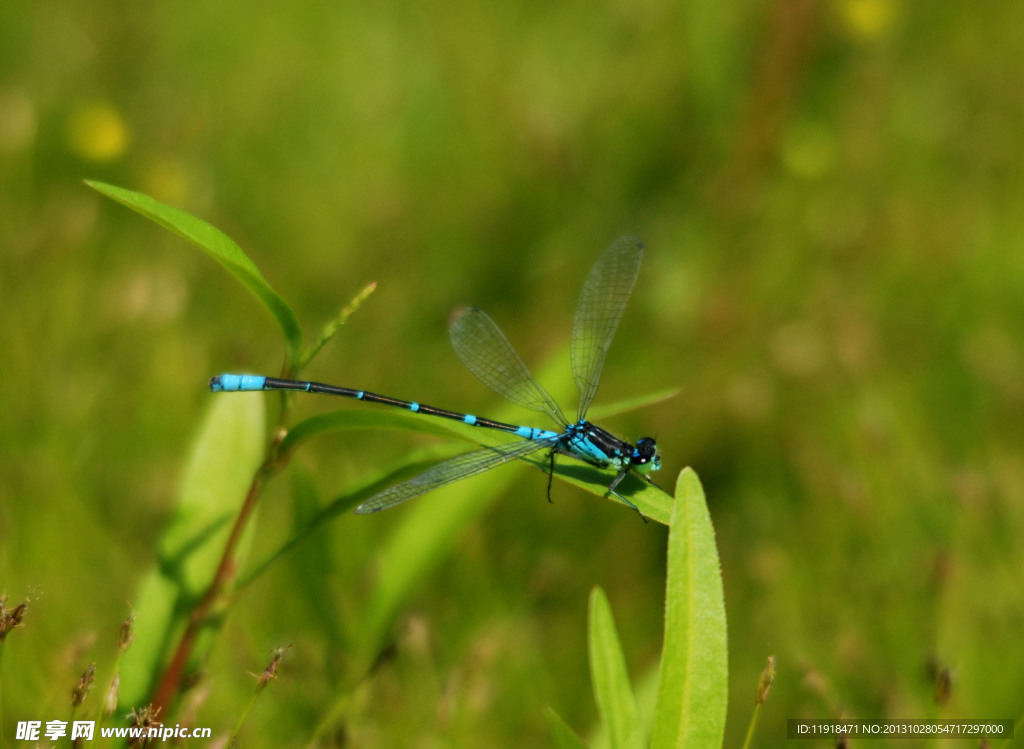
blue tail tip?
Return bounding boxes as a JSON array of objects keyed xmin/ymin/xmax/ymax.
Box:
[{"xmin": 209, "ymin": 374, "xmax": 266, "ymax": 392}]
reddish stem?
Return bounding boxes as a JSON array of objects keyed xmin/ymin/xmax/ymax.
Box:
[{"xmin": 150, "ymin": 467, "xmax": 267, "ymax": 714}]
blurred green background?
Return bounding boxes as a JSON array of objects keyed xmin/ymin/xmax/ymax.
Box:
[{"xmin": 2, "ymin": 0, "xmax": 1023, "ymax": 746}]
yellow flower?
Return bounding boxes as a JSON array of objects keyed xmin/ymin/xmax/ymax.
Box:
[
  {"xmin": 67, "ymin": 102, "xmax": 129, "ymax": 161},
  {"xmin": 839, "ymin": 0, "xmax": 896, "ymax": 40}
]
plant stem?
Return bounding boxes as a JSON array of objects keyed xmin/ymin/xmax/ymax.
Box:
[
  {"xmin": 150, "ymin": 466, "xmax": 269, "ymax": 713},
  {"xmin": 740, "ymin": 701, "xmax": 762, "ymax": 749}
]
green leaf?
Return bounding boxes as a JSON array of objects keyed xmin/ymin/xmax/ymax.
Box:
[
  {"xmin": 522, "ymin": 451, "xmax": 672, "ymax": 524},
  {"xmin": 650, "ymin": 469, "xmax": 728, "ymax": 749},
  {"xmin": 546, "ymin": 706, "xmax": 591, "ymax": 749},
  {"xmin": 630, "ymin": 659, "xmax": 664, "ymax": 745},
  {"xmin": 588, "ymin": 587, "xmax": 643, "ymax": 749},
  {"xmin": 85, "ymin": 180, "xmax": 302, "ymax": 363},
  {"xmin": 118, "ymin": 393, "xmax": 265, "ymax": 706}
]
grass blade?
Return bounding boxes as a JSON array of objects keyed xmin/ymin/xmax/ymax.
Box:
[
  {"xmin": 588, "ymin": 587, "xmax": 643, "ymax": 749},
  {"xmin": 118, "ymin": 393, "xmax": 265, "ymax": 707},
  {"xmin": 650, "ymin": 468, "xmax": 728, "ymax": 749},
  {"xmin": 86, "ymin": 180, "xmax": 302, "ymax": 363}
]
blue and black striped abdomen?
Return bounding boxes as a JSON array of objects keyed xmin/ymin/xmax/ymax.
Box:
[{"xmin": 209, "ymin": 374, "xmax": 558, "ymax": 441}]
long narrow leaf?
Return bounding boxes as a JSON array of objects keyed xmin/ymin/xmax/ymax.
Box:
[
  {"xmin": 118, "ymin": 393, "xmax": 265, "ymax": 707},
  {"xmin": 588, "ymin": 587, "xmax": 643, "ymax": 749},
  {"xmin": 650, "ymin": 469, "xmax": 728, "ymax": 749},
  {"xmin": 86, "ymin": 180, "xmax": 302, "ymax": 362}
]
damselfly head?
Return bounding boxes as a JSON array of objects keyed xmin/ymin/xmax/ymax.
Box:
[{"xmin": 632, "ymin": 437, "xmax": 660, "ymax": 474}]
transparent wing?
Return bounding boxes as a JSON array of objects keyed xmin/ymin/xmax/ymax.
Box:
[
  {"xmin": 353, "ymin": 435, "xmax": 559, "ymax": 514},
  {"xmin": 570, "ymin": 236, "xmax": 644, "ymax": 421},
  {"xmin": 450, "ymin": 306, "xmax": 568, "ymax": 428}
]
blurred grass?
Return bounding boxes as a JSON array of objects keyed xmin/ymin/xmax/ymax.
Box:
[{"xmin": 2, "ymin": 0, "xmax": 1023, "ymax": 746}]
